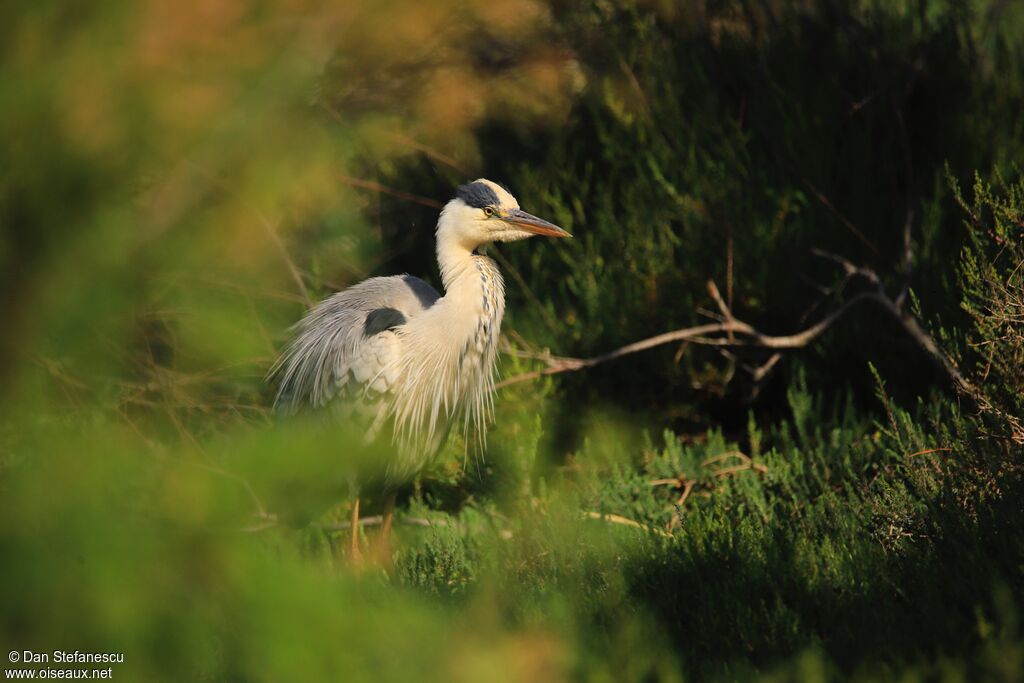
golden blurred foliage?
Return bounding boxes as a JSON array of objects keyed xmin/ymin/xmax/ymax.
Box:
[{"xmin": 1, "ymin": 0, "xmax": 580, "ymax": 420}]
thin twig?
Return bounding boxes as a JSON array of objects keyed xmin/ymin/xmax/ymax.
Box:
[
  {"xmin": 668, "ymin": 480, "xmax": 696, "ymax": 532},
  {"xmin": 489, "ymin": 245, "xmax": 561, "ymax": 333},
  {"xmin": 713, "ymin": 462, "xmax": 769, "ymax": 477},
  {"xmin": 725, "ymin": 220, "xmax": 735, "ymax": 340},
  {"xmin": 702, "ymin": 450, "xmax": 750, "ymax": 467},
  {"xmin": 707, "ymin": 280, "xmax": 736, "ymax": 338},
  {"xmin": 894, "ymin": 104, "xmax": 915, "ymax": 309},
  {"xmin": 676, "ymin": 480, "xmax": 695, "ymax": 506},
  {"xmin": 317, "ymin": 515, "xmax": 453, "ymax": 531},
  {"xmin": 178, "ymin": 161, "xmax": 313, "ymax": 307},
  {"xmin": 386, "ymin": 131, "xmax": 468, "ymax": 174},
  {"xmin": 317, "ymin": 99, "xmax": 467, "ymax": 175},
  {"xmin": 338, "ymin": 175, "xmax": 444, "ymax": 209},
  {"xmin": 240, "ymin": 515, "xmax": 461, "ymax": 533},
  {"xmin": 582, "ymin": 511, "xmax": 673, "ymax": 538},
  {"xmin": 748, "ymin": 353, "xmax": 783, "ymax": 383},
  {"xmin": 260, "ymin": 214, "xmax": 313, "ymax": 308},
  {"xmin": 801, "ymin": 177, "xmax": 882, "ymax": 256},
  {"xmin": 906, "ymin": 447, "xmax": 953, "ymax": 458}
]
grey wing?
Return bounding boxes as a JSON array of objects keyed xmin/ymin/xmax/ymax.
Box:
[{"xmin": 269, "ymin": 274, "xmax": 440, "ymax": 412}]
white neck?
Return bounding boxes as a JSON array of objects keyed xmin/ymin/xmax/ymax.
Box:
[
  {"xmin": 435, "ymin": 203, "xmax": 484, "ymax": 291},
  {"xmin": 436, "ymin": 234, "xmax": 479, "ymax": 292},
  {"xmin": 429, "ymin": 200, "xmax": 506, "ymax": 347}
]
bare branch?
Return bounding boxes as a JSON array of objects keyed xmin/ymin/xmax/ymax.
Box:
[
  {"xmin": 260, "ymin": 214, "xmax": 313, "ymax": 308},
  {"xmin": 748, "ymin": 353, "xmax": 783, "ymax": 383},
  {"xmin": 894, "ymin": 104, "xmax": 915, "ymax": 309},
  {"xmin": 702, "ymin": 450, "xmax": 750, "ymax": 467},
  {"xmin": 240, "ymin": 514, "xmax": 463, "ymax": 533},
  {"xmin": 706, "ymin": 280, "xmax": 736, "ymax": 327},
  {"xmin": 316, "ymin": 515, "xmax": 454, "ymax": 531},
  {"xmin": 489, "ymin": 245, "xmax": 562, "ymax": 333},
  {"xmin": 810, "ymin": 248, "xmax": 881, "ymax": 287},
  {"xmin": 906, "ymin": 447, "xmax": 953, "ymax": 459},
  {"xmin": 337, "ymin": 174, "xmax": 444, "ymax": 210},
  {"xmin": 896, "ymin": 208, "xmax": 915, "ymax": 308},
  {"xmin": 801, "ymin": 178, "xmax": 882, "ymax": 257},
  {"xmin": 500, "ymin": 266, "xmax": 980, "ymax": 410},
  {"xmin": 498, "ymin": 289, "xmax": 886, "ymax": 389},
  {"xmin": 385, "ymin": 131, "xmax": 468, "ymax": 174},
  {"xmin": 676, "ymin": 480, "xmax": 695, "ymax": 506},
  {"xmin": 582, "ymin": 511, "xmax": 673, "ymax": 538}
]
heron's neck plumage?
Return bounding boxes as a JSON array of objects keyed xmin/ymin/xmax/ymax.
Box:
[
  {"xmin": 389, "ymin": 220, "xmax": 505, "ymax": 463},
  {"xmin": 433, "ymin": 227, "xmax": 506, "ymax": 354},
  {"xmin": 436, "ymin": 223, "xmax": 478, "ymax": 291}
]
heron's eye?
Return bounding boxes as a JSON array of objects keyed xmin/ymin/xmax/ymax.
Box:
[{"xmin": 483, "ymin": 206, "xmax": 495, "ymax": 217}]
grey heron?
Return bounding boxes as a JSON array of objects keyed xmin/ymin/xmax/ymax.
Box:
[{"xmin": 270, "ymin": 179, "xmax": 569, "ymax": 559}]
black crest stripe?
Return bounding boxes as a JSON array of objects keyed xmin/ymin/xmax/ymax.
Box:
[{"xmin": 456, "ymin": 182, "xmax": 501, "ymax": 209}]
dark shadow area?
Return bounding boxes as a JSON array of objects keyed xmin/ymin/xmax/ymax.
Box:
[{"xmin": 625, "ymin": 468, "xmax": 1024, "ymax": 678}]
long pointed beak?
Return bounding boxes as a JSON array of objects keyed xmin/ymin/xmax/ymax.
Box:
[{"xmin": 504, "ymin": 208, "xmax": 572, "ymax": 238}]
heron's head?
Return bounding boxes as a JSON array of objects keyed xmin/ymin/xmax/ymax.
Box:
[{"xmin": 438, "ymin": 178, "xmax": 570, "ymax": 247}]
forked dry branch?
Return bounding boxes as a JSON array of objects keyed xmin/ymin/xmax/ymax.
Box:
[{"xmin": 498, "ymin": 247, "xmax": 982, "ymax": 414}]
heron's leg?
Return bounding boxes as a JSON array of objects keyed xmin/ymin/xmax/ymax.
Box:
[
  {"xmin": 346, "ymin": 475, "xmax": 363, "ymax": 564},
  {"xmin": 381, "ymin": 492, "xmax": 397, "ymax": 542},
  {"xmin": 375, "ymin": 492, "xmax": 398, "ymax": 569},
  {"xmin": 349, "ymin": 496, "xmax": 362, "ymax": 562}
]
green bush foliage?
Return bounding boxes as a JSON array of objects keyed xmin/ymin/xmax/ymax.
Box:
[{"xmin": 951, "ymin": 168, "xmax": 1024, "ymax": 442}]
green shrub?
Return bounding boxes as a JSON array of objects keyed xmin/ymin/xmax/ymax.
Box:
[{"xmin": 951, "ymin": 168, "xmax": 1024, "ymax": 443}]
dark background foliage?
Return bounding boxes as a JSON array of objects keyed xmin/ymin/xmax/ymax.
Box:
[{"xmin": 374, "ymin": 1, "xmax": 1022, "ymax": 424}]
